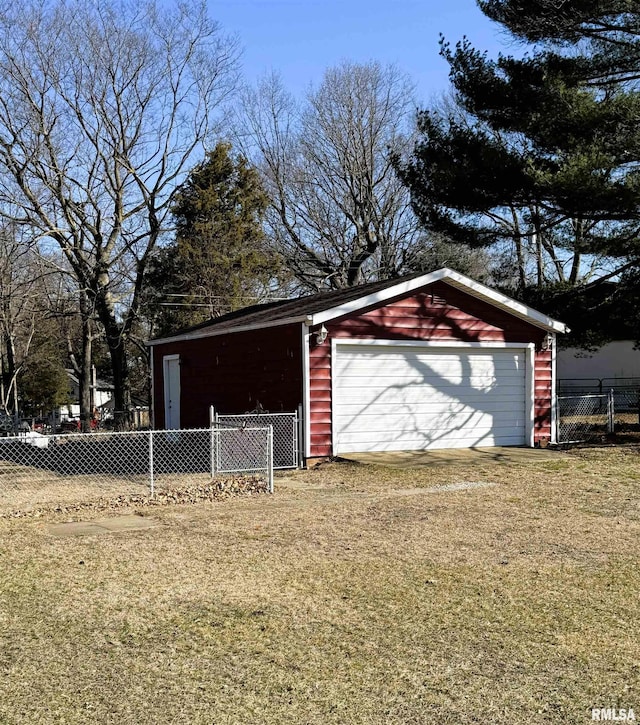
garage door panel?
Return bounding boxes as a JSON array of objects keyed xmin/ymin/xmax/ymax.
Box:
[
  {"xmin": 336, "ymin": 355, "xmax": 524, "ymax": 373},
  {"xmin": 335, "ymin": 385, "xmax": 525, "ymax": 402},
  {"xmin": 336, "ymin": 367, "xmax": 523, "ymax": 386},
  {"xmin": 337, "ymin": 430, "xmax": 525, "ymax": 451},
  {"xmin": 338, "ymin": 432, "xmax": 525, "ymax": 446},
  {"xmin": 335, "ymin": 405, "xmax": 526, "ymax": 423},
  {"xmin": 333, "ymin": 345, "xmax": 528, "ymax": 453},
  {"xmin": 336, "ymin": 376, "xmax": 521, "ymax": 391},
  {"xmin": 335, "ymin": 388, "xmax": 525, "ymax": 408},
  {"xmin": 335, "ymin": 353, "xmax": 524, "ymax": 374},
  {"xmin": 336, "ymin": 408, "xmax": 525, "ymax": 430},
  {"xmin": 335, "ymin": 365, "xmax": 524, "ymax": 379}
]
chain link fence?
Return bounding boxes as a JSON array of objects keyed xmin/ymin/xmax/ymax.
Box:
[
  {"xmin": 559, "ymin": 378, "xmax": 640, "ymax": 432},
  {"xmin": 214, "ymin": 409, "xmax": 300, "ymax": 469},
  {"xmin": 0, "ymin": 426, "xmax": 273, "ymax": 514},
  {"xmin": 557, "ymin": 392, "xmax": 614, "ymax": 444},
  {"xmin": 609, "ymin": 389, "xmax": 640, "ymax": 431}
]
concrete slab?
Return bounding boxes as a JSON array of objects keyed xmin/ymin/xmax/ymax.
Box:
[
  {"xmin": 97, "ymin": 515, "xmax": 158, "ymax": 532},
  {"xmin": 47, "ymin": 521, "xmax": 108, "ymax": 537},
  {"xmin": 342, "ymin": 446, "xmax": 564, "ymax": 468},
  {"xmin": 47, "ymin": 515, "xmax": 158, "ymax": 537}
]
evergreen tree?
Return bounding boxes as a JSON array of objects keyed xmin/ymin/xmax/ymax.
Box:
[
  {"xmin": 19, "ymin": 319, "xmax": 70, "ymax": 418},
  {"xmin": 398, "ymin": 1, "xmax": 640, "ymax": 299},
  {"xmin": 144, "ymin": 143, "xmax": 283, "ymax": 337}
]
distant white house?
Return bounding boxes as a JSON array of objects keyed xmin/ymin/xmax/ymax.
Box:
[
  {"xmin": 557, "ymin": 341, "xmax": 640, "ymax": 386},
  {"xmin": 58, "ymin": 369, "xmax": 114, "ymax": 421}
]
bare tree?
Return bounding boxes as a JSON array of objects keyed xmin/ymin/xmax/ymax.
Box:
[
  {"xmin": 236, "ymin": 62, "xmax": 425, "ymax": 291},
  {"xmin": 0, "ymin": 0, "xmax": 240, "ymax": 427}
]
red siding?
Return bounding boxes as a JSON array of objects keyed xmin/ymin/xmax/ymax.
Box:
[
  {"xmin": 308, "ymin": 281, "xmax": 552, "ymax": 456},
  {"xmin": 534, "ymin": 349, "xmax": 553, "ymax": 442},
  {"xmin": 152, "ymin": 324, "xmax": 303, "ymax": 429},
  {"xmin": 309, "ymin": 342, "xmax": 332, "ymax": 456}
]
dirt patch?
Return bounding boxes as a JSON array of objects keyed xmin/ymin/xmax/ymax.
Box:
[{"xmin": 426, "ymin": 480, "xmax": 497, "ymax": 492}]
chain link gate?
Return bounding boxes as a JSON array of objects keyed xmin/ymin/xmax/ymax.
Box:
[
  {"xmin": 556, "ymin": 391, "xmax": 614, "ymax": 443},
  {"xmin": 211, "ymin": 425, "xmax": 274, "ymax": 493},
  {"xmin": 211, "ymin": 407, "xmax": 301, "ymax": 470}
]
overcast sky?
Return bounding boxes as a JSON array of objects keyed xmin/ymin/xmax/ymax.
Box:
[{"xmin": 211, "ymin": 0, "xmax": 517, "ymax": 104}]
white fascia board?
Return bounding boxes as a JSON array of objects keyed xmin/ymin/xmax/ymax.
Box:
[
  {"xmin": 310, "ymin": 267, "xmax": 568, "ymax": 334},
  {"xmin": 149, "ymin": 348, "xmax": 155, "ymax": 429},
  {"xmin": 551, "ymin": 333, "xmax": 558, "ymax": 444},
  {"xmin": 330, "ymin": 337, "xmax": 338, "ymax": 458},
  {"xmin": 146, "ymin": 315, "xmax": 309, "ymax": 347},
  {"xmin": 525, "ymin": 343, "xmax": 536, "ymax": 447},
  {"xmin": 301, "ymin": 323, "xmax": 311, "ymax": 460},
  {"xmin": 332, "ymin": 339, "xmax": 530, "ymax": 349},
  {"xmin": 443, "ymin": 271, "xmax": 568, "ymax": 333}
]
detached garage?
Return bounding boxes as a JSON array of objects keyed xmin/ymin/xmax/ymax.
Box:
[{"xmin": 148, "ymin": 268, "xmax": 567, "ymax": 461}]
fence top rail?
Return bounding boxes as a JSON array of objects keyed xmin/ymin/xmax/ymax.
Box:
[
  {"xmin": 210, "ymin": 422, "xmax": 273, "ymax": 431},
  {"xmin": 558, "ymin": 378, "xmax": 604, "ymax": 383},
  {"xmin": 0, "ymin": 426, "xmax": 275, "ymax": 444},
  {"xmin": 557, "ymin": 394, "xmax": 610, "ymax": 400},
  {"xmin": 216, "ymin": 413, "xmax": 296, "ymax": 419},
  {"xmin": 559, "ymin": 376, "xmax": 640, "ymax": 382}
]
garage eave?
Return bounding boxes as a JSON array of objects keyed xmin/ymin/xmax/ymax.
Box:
[
  {"xmin": 146, "ymin": 315, "xmax": 309, "ymax": 346},
  {"xmin": 310, "ymin": 268, "xmax": 568, "ymax": 334}
]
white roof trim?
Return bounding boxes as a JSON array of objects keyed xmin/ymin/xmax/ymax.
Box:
[
  {"xmin": 311, "ymin": 268, "xmax": 568, "ymax": 333},
  {"xmin": 146, "ymin": 315, "xmax": 309, "ymax": 346},
  {"xmin": 146, "ymin": 267, "xmax": 568, "ymax": 346}
]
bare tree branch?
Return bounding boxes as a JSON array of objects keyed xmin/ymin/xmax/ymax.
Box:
[{"xmin": 0, "ymin": 0, "xmax": 240, "ymax": 427}]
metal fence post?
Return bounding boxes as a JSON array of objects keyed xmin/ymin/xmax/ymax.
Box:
[
  {"xmin": 607, "ymin": 389, "xmax": 615, "ymax": 434},
  {"xmin": 292, "ymin": 409, "xmax": 298, "ymax": 469},
  {"xmin": 267, "ymin": 424, "xmax": 274, "ymax": 494},
  {"xmin": 209, "ymin": 406, "xmax": 220, "ymax": 479},
  {"xmin": 297, "ymin": 403, "xmax": 304, "ymax": 469},
  {"xmin": 214, "ymin": 426, "xmax": 219, "ymax": 479},
  {"xmin": 149, "ymin": 429, "xmax": 155, "ymax": 498}
]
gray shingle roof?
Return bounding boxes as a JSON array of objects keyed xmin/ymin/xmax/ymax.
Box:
[
  {"xmin": 147, "ymin": 268, "xmax": 568, "ymax": 345},
  {"xmin": 152, "ymin": 273, "xmax": 424, "ymax": 340}
]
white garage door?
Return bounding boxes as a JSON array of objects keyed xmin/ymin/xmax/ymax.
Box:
[{"xmin": 333, "ymin": 343, "xmax": 528, "ymax": 453}]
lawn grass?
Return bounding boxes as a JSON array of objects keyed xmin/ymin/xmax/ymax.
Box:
[{"xmin": 0, "ymin": 446, "xmax": 638, "ymax": 724}]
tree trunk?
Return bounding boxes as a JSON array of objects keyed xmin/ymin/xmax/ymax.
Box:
[
  {"xmin": 93, "ymin": 272, "xmax": 133, "ymax": 430},
  {"xmin": 4, "ymin": 331, "xmax": 16, "ymax": 416},
  {"xmin": 569, "ymin": 217, "xmax": 583, "ymax": 285},
  {"xmin": 78, "ymin": 292, "xmax": 93, "ymax": 433},
  {"xmin": 515, "ymin": 234, "xmax": 526, "ymax": 292},
  {"xmin": 98, "ymin": 312, "xmax": 132, "ymax": 431},
  {"xmin": 510, "ymin": 207, "xmax": 527, "ymax": 292}
]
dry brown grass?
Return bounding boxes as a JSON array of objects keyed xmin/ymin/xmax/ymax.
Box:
[{"xmin": 0, "ymin": 446, "xmax": 639, "ymax": 724}]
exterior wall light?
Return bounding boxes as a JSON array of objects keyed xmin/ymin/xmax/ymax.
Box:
[
  {"xmin": 541, "ymin": 333, "xmax": 553, "ymax": 351},
  {"xmin": 315, "ymin": 324, "xmax": 328, "ymax": 345}
]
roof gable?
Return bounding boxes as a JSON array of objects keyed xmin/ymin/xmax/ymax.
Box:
[{"xmin": 147, "ymin": 268, "xmax": 568, "ymax": 346}]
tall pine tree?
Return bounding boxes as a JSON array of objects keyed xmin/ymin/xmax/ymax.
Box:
[
  {"xmin": 144, "ymin": 143, "xmax": 284, "ymax": 337},
  {"xmin": 399, "ymin": 1, "xmax": 640, "ymax": 309}
]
